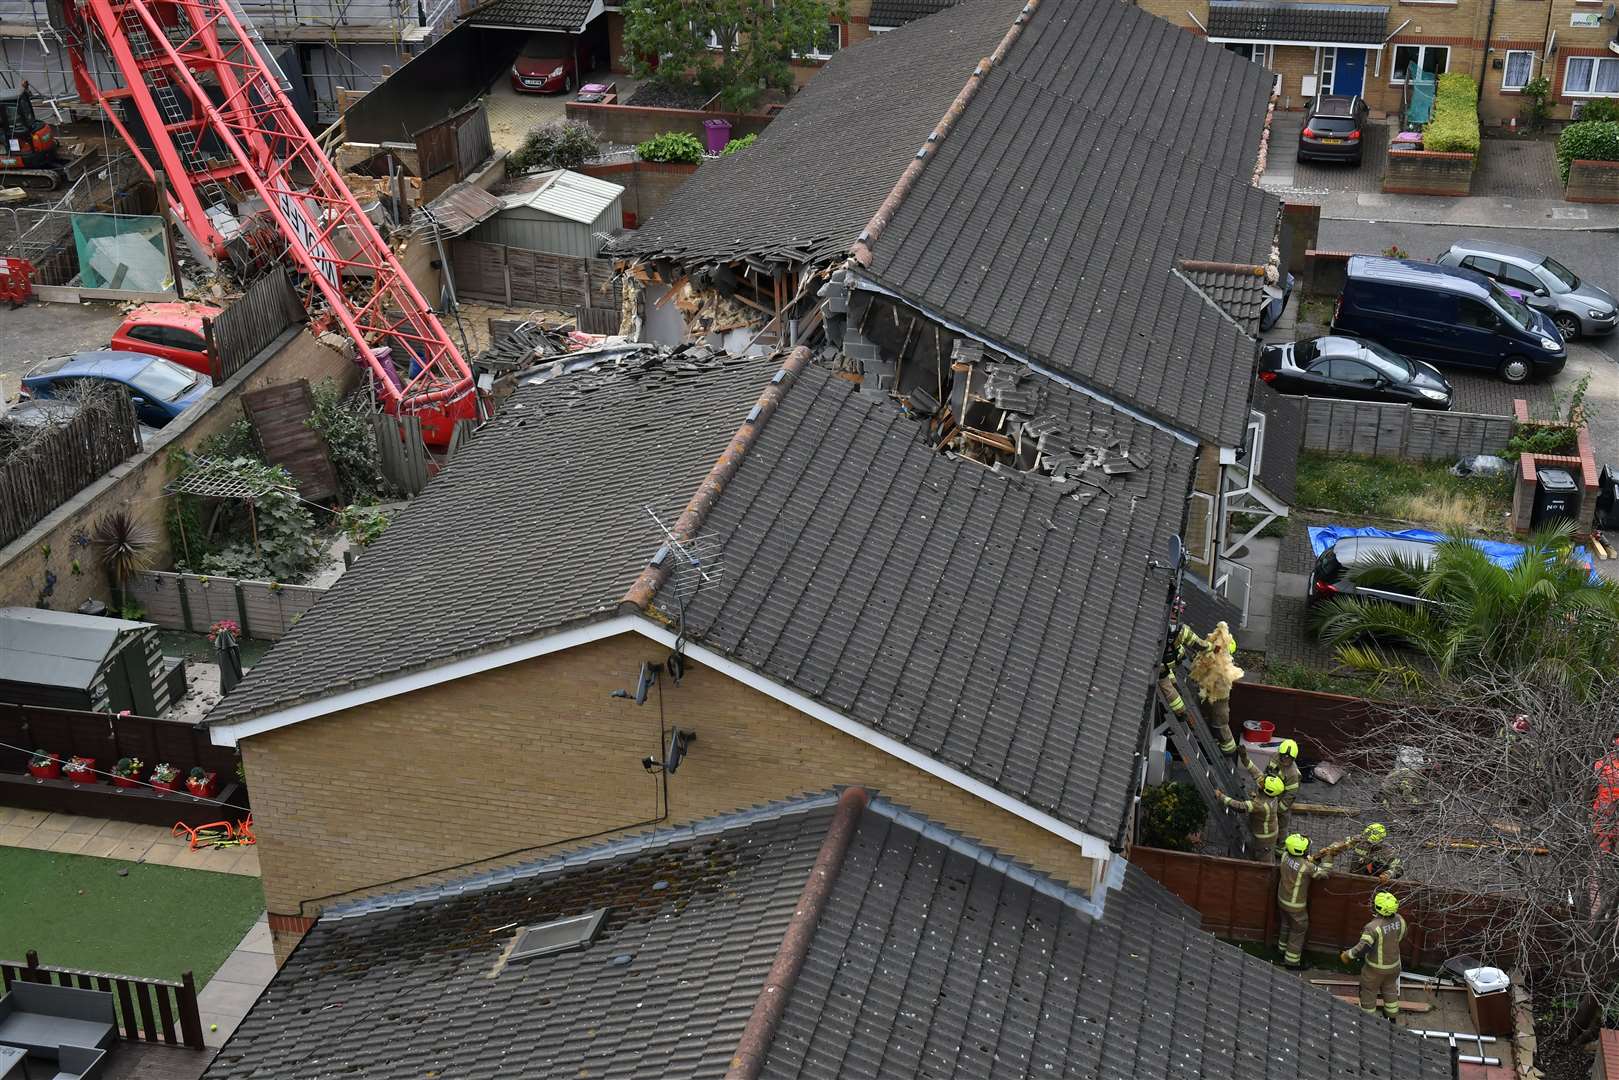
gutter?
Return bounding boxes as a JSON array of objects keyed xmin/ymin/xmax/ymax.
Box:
[{"xmin": 849, "ymin": 0, "xmax": 1042, "ymax": 267}]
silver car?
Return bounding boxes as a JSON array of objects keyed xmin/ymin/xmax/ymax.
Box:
[{"xmin": 1437, "ymin": 239, "xmax": 1617, "ymax": 339}]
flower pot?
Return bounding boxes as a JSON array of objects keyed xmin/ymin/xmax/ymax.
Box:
[
  {"xmin": 112, "ymin": 775, "xmax": 142, "ymax": 788},
  {"xmin": 28, "ymin": 761, "xmax": 61, "ymax": 780},
  {"xmin": 150, "ymin": 779, "xmax": 178, "ymax": 793},
  {"xmin": 63, "ymin": 758, "xmax": 98, "ymax": 785},
  {"xmin": 186, "ymin": 773, "xmax": 218, "ymax": 798}
]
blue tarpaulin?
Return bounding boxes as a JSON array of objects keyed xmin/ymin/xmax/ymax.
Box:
[{"xmin": 1308, "ymin": 526, "xmax": 1593, "ymax": 570}]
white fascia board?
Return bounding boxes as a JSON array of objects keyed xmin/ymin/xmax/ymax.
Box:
[
  {"xmin": 629, "ymin": 621, "xmax": 1117, "ymax": 866},
  {"xmin": 1207, "ymin": 36, "xmax": 1385, "ymax": 49},
  {"xmin": 206, "ymin": 615, "xmax": 642, "ymax": 747}
]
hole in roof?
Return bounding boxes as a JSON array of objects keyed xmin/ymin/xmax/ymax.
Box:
[{"xmin": 508, "ymin": 909, "xmax": 608, "ymax": 962}]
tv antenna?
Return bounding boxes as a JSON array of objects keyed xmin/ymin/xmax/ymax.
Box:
[{"xmin": 645, "ymin": 506, "xmax": 725, "ymax": 607}]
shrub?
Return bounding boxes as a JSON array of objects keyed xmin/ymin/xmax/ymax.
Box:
[
  {"xmin": 1557, "ymin": 120, "xmax": 1619, "ymax": 183},
  {"xmin": 306, "ymin": 380, "xmax": 385, "ymax": 504},
  {"xmin": 1577, "ymin": 99, "xmax": 1619, "ymax": 125},
  {"xmin": 1520, "ymin": 75, "xmax": 1552, "ymax": 132},
  {"xmin": 720, "ymin": 133, "xmax": 757, "ymax": 156},
  {"xmin": 636, "ymin": 131, "xmax": 704, "ymax": 164},
  {"xmin": 507, "ymin": 120, "xmax": 600, "ymax": 175},
  {"xmin": 1138, "ymin": 782, "xmax": 1208, "ymax": 852},
  {"xmin": 1423, "ymin": 73, "xmax": 1480, "ymax": 155}
]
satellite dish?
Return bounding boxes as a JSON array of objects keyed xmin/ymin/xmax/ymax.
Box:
[
  {"xmin": 1167, "ymin": 534, "xmax": 1185, "ymax": 572},
  {"xmin": 633, "ymin": 661, "xmax": 657, "ymax": 705}
]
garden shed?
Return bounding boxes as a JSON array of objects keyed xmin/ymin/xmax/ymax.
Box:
[
  {"xmin": 467, "ymin": 169, "xmax": 624, "ymax": 257},
  {"xmin": 0, "ymin": 607, "xmax": 183, "ymax": 715}
]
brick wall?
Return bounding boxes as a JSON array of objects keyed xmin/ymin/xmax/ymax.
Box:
[
  {"xmin": 577, "ymin": 160, "xmax": 699, "ymax": 228},
  {"xmin": 1594, "ymin": 1029, "xmax": 1619, "ymax": 1080},
  {"xmin": 1566, "ymin": 159, "xmax": 1619, "ymax": 205},
  {"xmin": 1303, "ymin": 249, "xmax": 1352, "ymax": 297},
  {"xmin": 243, "ymin": 632, "xmax": 1102, "ymax": 948},
  {"xmin": 1384, "ymin": 148, "xmax": 1475, "ymax": 195},
  {"xmin": 566, "ymin": 101, "xmax": 774, "ymax": 148}
]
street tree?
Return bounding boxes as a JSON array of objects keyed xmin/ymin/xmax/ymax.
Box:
[{"xmin": 622, "ymin": 0, "xmax": 848, "ymax": 112}]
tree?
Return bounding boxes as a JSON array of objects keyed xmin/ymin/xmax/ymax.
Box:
[
  {"xmin": 1312, "ymin": 525, "xmax": 1619, "ymax": 697},
  {"xmin": 622, "ymin": 0, "xmax": 848, "ymax": 112}
]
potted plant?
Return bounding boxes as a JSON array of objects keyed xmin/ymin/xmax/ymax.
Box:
[
  {"xmin": 27, "ymin": 750, "xmax": 60, "ymax": 780},
  {"xmin": 207, "ymin": 619, "xmax": 240, "ymax": 644},
  {"xmin": 111, "ymin": 756, "xmax": 145, "ymax": 788},
  {"xmin": 150, "ymin": 762, "xmax": 179, "ymax": 792},
  {"xmin": 62, "ymin": 756, "xmax": 98, "ymax": 784},
  {"xmin": 185, "ymin": 767, "xmax": 218, "ymax": 798}
]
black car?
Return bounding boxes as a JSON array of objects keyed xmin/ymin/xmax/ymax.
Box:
[
  {"xmin": 1258, "ymin": 335, "xmax": 1454, "ymax": 409},
  {"xmin": 1298, "ymin": 95, "xmax": 1369, "ymax": 165},
  {"xmin": 1308, "ymin": 537, "xmax": 1436, "ymax": 609}
]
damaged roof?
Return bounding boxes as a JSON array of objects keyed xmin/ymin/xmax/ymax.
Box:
[
  {"xmin": 1181, "ymin": 264, "xmax": 1274, "ymax": 334},
  {"xmin": 202, "ymin": 791, "xmax": 1454, "ymax": 1080},
  {"xmin": 651, "ymin": 363, "xmax": 1198, "ymax": 835},
  {"xmin": 611, "ymin": 0, "xmax": 1023, "ymax": 269},
  {"xmin": 207, "ymin": 348, "xmax": 778, "ymax": 726},
  {"xmin": 463, "ymin": 0, "xmax": 592, "ymax": 31}
]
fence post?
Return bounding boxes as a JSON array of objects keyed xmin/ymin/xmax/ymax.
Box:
[
  {"xmin": 178, "ymin": 971, "xmax": 205, "ymax": 1049},
  {"xmin": 24, "ymin": 950, "xmax": 41, "ymax": 983},
  {"xmin": 204, "ymin": 316, "xmax": 220, "ymax": 383}
]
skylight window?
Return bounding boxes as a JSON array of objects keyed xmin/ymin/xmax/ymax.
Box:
[{"xmin": 509, "ymin": 909, "xmax": 608, "ymax": 961}]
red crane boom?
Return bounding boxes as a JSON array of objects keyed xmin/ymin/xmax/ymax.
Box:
[{"xmin": 59, "ymin": 0, "xmax": 477, "ymax": 445}]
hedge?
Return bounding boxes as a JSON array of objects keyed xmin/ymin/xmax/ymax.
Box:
[
  {"xmin": 1557, "ymin": 120, "xmax": 1619, "ymax": 183},
  {"xmin": 1424, "ymin": 73, "xmax": 1480, "ymax": 155},
  {"xmin": 636, "ymin": 131, "xmax": 704, "ymax": 164}
]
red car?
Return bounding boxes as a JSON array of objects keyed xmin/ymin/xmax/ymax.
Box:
[
  {"xmin": 511, "ymin": 34, "xmax": 577, "ymax": 94},
  {"xmin": 109, "ymin": 301, "xmax": 222, "ymax": 376}
]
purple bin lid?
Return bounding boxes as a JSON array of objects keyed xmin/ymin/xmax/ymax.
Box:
[{"xmin": 580, "ymin": 83, "xmax": 609, "ymax": 94}]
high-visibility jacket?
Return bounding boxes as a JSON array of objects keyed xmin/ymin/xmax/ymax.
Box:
[
  {"xmin": 1219, "ymin": 791, "xmax": 1281, "ymax": 842},
  {"xmin": 1164, "ymin": 623, "xmax": 1208, "ymax": 669},
  {"xmin": 1341, "ymin": 838, "xmax": 1403, "ymax": 879},
  {"xmin": 1245, "ymin": 755, "xmax": 1303, "ymax": 810},
  {"xmin": 1348, "ymin": 914, "xmax": 1407, "ymax": 971},
  {"xmin": 1278, "ymin": 852, "xmax": 1331, "ymax": 912}
]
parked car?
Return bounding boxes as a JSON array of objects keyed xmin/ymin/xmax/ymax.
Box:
[
  {"xmin": 1259, "ymin": 272, "xmax": 1295, "ymax": 332},
  {"xmin": 1308, "ymin": 536, "xmax": 1436, "ymax": 608},
  {"xmin": 22, "ymin": 351, "xmax": 211, "ymax": 427},
  {"xmin": 1332, "ymin": 256, "xmax": 1566, "ymax": 384},
  {"xmin": 1259, "ymin": 334, "xmax": 1454, "ymax": 409},
  {"xmin": 511, "ymin": 33, "xmax": 577, "ymax": 94},
  {"xmin": 1435, "ymin": 239, "xmax": 1617, "ymax": 341},
  {"xmin": 109, "ymin": 301, "xmax": 221, "ymax": 375},
  {"xmin": 1297, "ymin": 95, "xmax": 1369, "ymax": 165}
]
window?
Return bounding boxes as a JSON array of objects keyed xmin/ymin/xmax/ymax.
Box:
[
  {"xmin": 1565, "ymin": 56, "xmax": 1619, "ymax": 97},
  {"xmin": 1460, "ymin": 255, "xmax": 1503, "ymax": 277},
  {"xmin": 508, "ymin": 909, "xmax": 608, "ymax": 961},
  {"xmin": 130, "ymin": 359, "xmax": 197, "ymax": 401},
  {"xmin": 1502, "ymin": 50, "xmax": 1534, "ymax": 91},
  {"xmin": 1485, "ymin": 282, "xmax": 1535, "ymax": 330},
  {"xmin": 1458, "ymin": 298, "xmax": 1501, "ymax": 330},
  {"xmin": 1497, "ymin": 262, "xmax": 1545, "ymax": 295},
  {"xmin": 128, "ymin": 325, "xmax": 164, "ymax": 345},
  {"xmin": 1539, "ymin": 256, "xmax": 1579, "ymax": 291},
  {"xmin": 1323, "ymin": 358, "xmax": 1380, "ymax": 384},
  {"xmin": 1391, "ymin": 45, "xmax": 1449, "ymax": 84},
  {"xmin": 1225, "ymin": 42, "xmax": 1269, "ymax": 65},
  {"xmin": 794, "ymin": 22, "xmax": 839, "ymax": 60}
]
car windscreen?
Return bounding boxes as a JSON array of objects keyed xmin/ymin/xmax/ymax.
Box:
[
  {"xmin": 1485, "ymin": 280, "xmax": 1536, "ymax": 332},
  {"xmin": 130, "ymin": 359, "xmax": 197, "ymax": 401},
  {"xmin": 1308, "ymin": 115, "xmax": 1357, "ymax": 133},
  {"xmin": 1361, "ymin": 341, "xmax": 1414, "ymax": 378},
  {"xmin": 520, "ymin": 36, "xmax": 568, "ymax": 58},
  {"xmin": 1538, "ymin": 256, "xmax": 1579, "ymax": 292}
]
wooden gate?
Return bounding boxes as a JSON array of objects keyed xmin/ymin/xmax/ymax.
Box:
[{"xmin": 241, "ymin": 379, "xmax": 340, "ymax": 503}]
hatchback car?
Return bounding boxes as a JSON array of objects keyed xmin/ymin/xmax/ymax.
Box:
[
  {"xmin": 109, "ymin": 301, "xmax": 221, "ymax": 376},
  {"xmin": 1259, "ymin": 334, "xmax": 1453, "ymax": 409},
  {"xmin": 1436, "ymin": 240, "xmax": 1617, "ymax": 341},
  {"xmin": 511, "ymin": 34, "xmax": 577, "ymax": 94},
  {"xmin": 1298, "ymin": 95, "xmax": 1369, "ymax": 164},
  {"xmin": 1308, "ymin": 536, "xmax": 1436, "ymax": 608},
  {"xmin": 22, "ymin": 351, "xmax": 211, "ymax": 427}
]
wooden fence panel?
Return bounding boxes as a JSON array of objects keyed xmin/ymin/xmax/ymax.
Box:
[
  {"xmin": 182, "ymin": 576, "xmax": 242, "ymax": 630},
  {"xmin": 0, "ymin": 392, "xmax": 140, "ymax": 550},
  {"xmin": 414, "ymin": 104, "xmax": 491, "ymax": 181},
  {"xmin": 0, "ymin": 954, "xmax": 203, "ymax": 1049},
  {"xmin": 238, "ymin": 581, "xmax": 323, "ymax": 640},
  {"xmin": 1298, "ymin": 397, "xmax": 1513, "ymax": 462},
  {"xmin": 454, "ymin": 107, "xmax": 493, "ymax": 178},
  {"xmin": 450, "ymin": 241, "xmax": 509, "ymax": 306},
  {"xmin": 372, "ymin": 413, "xmax": 429, "ymax": 496},
  {"xmin": 452, "ymin": 241, "xmax": 621, "ymax": 316},
  {"xmin": 128, "ymin": 571, "xmax": 326, "ymax": 639},
  {"xmin": 127, "ymin": 572, "xmax": 188, "ymax": 630},
  {"xmin": 241, "ymin": 380, "xmax": 340, "ymax": 504},
  {"xmin": 206, "ymin": 270, "xmax": 305, "ymax": 384}
]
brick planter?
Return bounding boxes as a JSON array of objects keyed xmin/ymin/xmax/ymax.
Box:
[
  {"xmin": 1565, "ymin": 158, "xmax": 1619, "ymax": 205},
  {"xmin": 1383, "ymin": 148, "xmax": 1474, "ymax": 196},
  {"xmin": 1509, "ymin": 399, "xmax": 1597, "ymax": 535}
]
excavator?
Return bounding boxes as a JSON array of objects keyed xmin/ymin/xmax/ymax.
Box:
[
  {"xmin": 0, "ymin": 84, "xmax": 96, "ymax": 191},
  {"xmin": 48, "ymin": 0, "xmax": 478, "ymax": 446}
]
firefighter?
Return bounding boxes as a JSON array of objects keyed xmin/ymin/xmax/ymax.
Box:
[
  {"xmin": 1191, "ymin": 621, "xmax": 1242, "ymax": 756},
  {"xmin": 1341, "ymin": 891, "xmax": 1407, "ymax": 1021},
  {"xmin": 1276, "ymin": 833, "xmax": 1332, "ymax": 969},
  {"xmin": 1324, "ymin": 822, "xmax": 1403, "ymax": 881},
  {"xmin": 1242, "ymin": 739, "xmax": 1303, "ymax": 849},
  {"xmin": 1215, "ymin": 774, "xmax": 1285, "ymax": 864},
  {"xmin": 1159, "ymin": 603, "xmax": 1209, "ymax": 719}
]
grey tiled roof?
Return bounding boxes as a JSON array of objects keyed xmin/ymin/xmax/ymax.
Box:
[
  {"xmin": 611, "ymin": 0, "xmax": 1022, "ymax": 269},
  {"xmin": 1253, "ymin": 380, "xmax": 1303, "ymax": 503},
  {"xmin": 464, "ymin": 0, "xmax": 592, "ymax": 30},
  {"xmin": 1184, "ymin": 266, "xmax": 1272, "ymax": 334},
  {"xmin": 868, "ymin": 0, "xmax": 958, "ymax": 27},
  {"xmin": 207, "ymin": 350, "xmax": 777, "ymax": 725},
  {"xmin": 204, "ymin": 794, "xmax": 1454, "ymax": 1080},
  {"xmin": 863, "ymin": 9, "xmax": 1280, "ymax": 447},
  {"xmin": 1208, "ymin": 1, "xmax": 1389, "ymax": 44},
  {"xmin": 653, "ymin": 366, "xmax": 1199, "ymax": 836}
]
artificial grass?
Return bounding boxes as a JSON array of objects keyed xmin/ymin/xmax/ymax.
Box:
[
  {"xmin": 0, "ymin": 847, "xmax": 263, "ymax": 987},
  {"xmin": 1295, "ymin": 451, "xmax": 1513, "ymax": 534}
]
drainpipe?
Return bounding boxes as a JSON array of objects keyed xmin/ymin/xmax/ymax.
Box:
[{"xmin": 1478, "ymin": 0, "xmax": 1498, "ymax": 86}]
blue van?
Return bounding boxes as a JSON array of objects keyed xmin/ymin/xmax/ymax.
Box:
[{"xmin": 1332, "ymin": 256, "xmax": 1566, "ymax": 384}]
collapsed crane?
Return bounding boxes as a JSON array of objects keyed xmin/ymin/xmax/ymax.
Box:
[{"xmin": 54, "ymin": 0, "xmax": 477, "ymax": 446}]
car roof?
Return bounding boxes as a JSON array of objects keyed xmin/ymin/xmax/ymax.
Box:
[
  {"xmin": 1312, "ymin": 95, "xmax": 1359, "ymax": 115},
  {"xmin": 122, "ymin": 301, "xmax": 221, "ymax": 332},
  {"xmin": 1327, "ymin": 536, "xmax": 1437, "ymax": 565},
  {"xmin": 1346, "ymin": 256, "xmax": 1493, "ymax": 300},
  {"xmin": 1311, "ymin": 335, "xmax": 1375, "ymax": 356},
  {"xmin": 1445, "ymin": 238, "xmax": 1543, "ymax": 265},
  {"xmin": 38, "ymin": 350, "xmax": 163, "ymax": 379}
]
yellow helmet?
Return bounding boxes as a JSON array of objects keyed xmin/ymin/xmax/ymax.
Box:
[
  {"xmin": 1285, "ymin": 833, "xmax": 1310, "ymax": 856},
  {"xmin": 1263, "ymin": 775, "xmax": 1286, "ymax": 797},
  {"xmin": 1364, "ymin": 823, "xmax": 1388, "ymax": 843},
  {"xmin": 1277, "ymin": 739, "xmax": 1299, "ymax": 758},
  {"xmin": 1374, "ymin": 891, "xmax": 1399, "ymax": 917}
]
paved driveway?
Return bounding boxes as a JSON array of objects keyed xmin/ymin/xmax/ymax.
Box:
[{"xmin": 0, "ymin": 300, "xmax": 125, "ymax": 398}]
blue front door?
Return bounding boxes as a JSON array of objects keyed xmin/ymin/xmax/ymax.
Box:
[{"xmin": 1334, "ymin": 48, "xmax": 1366, "ymax": 95}]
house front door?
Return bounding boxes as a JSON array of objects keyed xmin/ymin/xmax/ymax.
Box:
[{"xmin": 1334, "ymin": 48, "xmax": 1366, "ymax": 95}]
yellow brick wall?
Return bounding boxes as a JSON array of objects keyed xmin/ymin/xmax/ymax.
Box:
[{"xmin": 243, "ymin": 631, "xmax": 1102, "ymax": 926}]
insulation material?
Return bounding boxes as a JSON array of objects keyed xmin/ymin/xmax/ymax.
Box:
[
  {"xmin": 73, "ymin": 213, "xmax": 171, "ymax": 291},
  {"xmin": 1190, "ymin": 621, "xmax": 1244, "ymax": 703}
]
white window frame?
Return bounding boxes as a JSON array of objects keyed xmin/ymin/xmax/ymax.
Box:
[
  {"xmin": 1319, "ymin": 45, "xmax": 1337, "ymax": 93},
  {"xmin": 1501, "ymin": 49, "xmax": 1534, "ymax": 91},
  {"xmin": 1564, "ymin": 55, "xmax": 1619, "ymax": 97},
  {"xmin": 792, "ymin": 21, "xmax": 840, "ymax": 60},
  {"xmin": 1390, "ymin": 44, "xmax": 1450, "ymax": 84}
]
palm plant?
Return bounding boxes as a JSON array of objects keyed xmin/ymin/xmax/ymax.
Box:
[
  {"xmin": 91, "ymin": 508, "xmax": 154, "ymax": 612},
  {"xmin": 1312, "ymin": 524, "xmax": 1619, "ymax": 696}
]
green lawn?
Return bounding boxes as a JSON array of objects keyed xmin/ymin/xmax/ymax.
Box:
[
  {"xmin": 0, "ymin": 848, "xmax": 263, "ymax": 987},
  {"xmin": 1295, "ymin": 451, "xmax": 1513, "ymax": 535}
]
